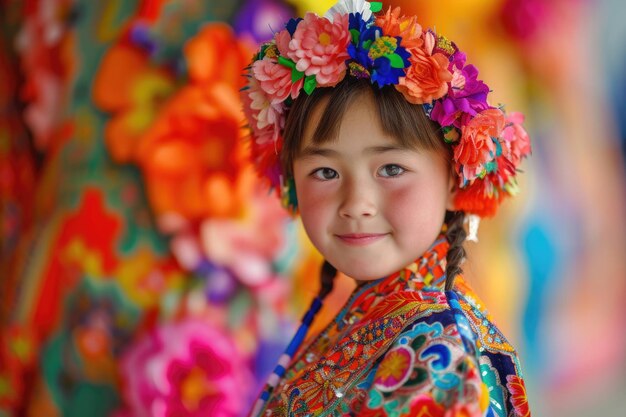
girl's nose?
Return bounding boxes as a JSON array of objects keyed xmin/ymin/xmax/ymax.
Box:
[{"xmin": 338, "ymin": 179, "xmax": 378, "ymax": 219}]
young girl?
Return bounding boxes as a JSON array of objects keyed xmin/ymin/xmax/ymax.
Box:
[{"xmin": 242, "ymin": 1, "xmax": 532, "ymax": 415}]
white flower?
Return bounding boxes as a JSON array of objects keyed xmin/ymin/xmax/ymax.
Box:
[{"xmin": 324, "ymin": 0, "xmax": 372, "ymax": 22}]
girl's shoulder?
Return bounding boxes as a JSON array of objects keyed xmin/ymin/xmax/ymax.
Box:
[
  {"xmin": 451, "ymin": 275, "xmax": 519, "ymax": 356},
  {"xmin": 351, "ymin": 278, "xmax": 530, "ymax": 417}
]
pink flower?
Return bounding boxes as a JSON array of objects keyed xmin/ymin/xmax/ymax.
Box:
[
  {"xmin": 252, "ymin": 58, "xmax": 303, "ymax": 103},
  {"xmin": 275, "ymin": 29, "xmax": 291, "ymax": 56},
  {"xmin": 502, "ymin": 112, "xmax": 532, "ymax": 166},
  {"xmin": 245, "ymin": 77, "xmax": 285, "ymax": 134},
  {"xmin": 240, "ymin": 80, "xmax": 283, "ymax": 189},
  {"xmin": 455, "ymin": 108, "xmax": 505, "ymax": 180},
  {"xmin": 287, "ymin": 12, "xmax": 351, "ymax": 87},
  {"xmin": 116, "ymin": 319, "xmax": 252, "ymax": 417}
]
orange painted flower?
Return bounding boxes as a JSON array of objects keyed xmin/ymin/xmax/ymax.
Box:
[
  {"xmin": 396, "ymin": 46, "xmax": 452, "ymax": 104},
  {"xmin": 455, "ymin": 108, "xmax": 506, "ymax": 180}
]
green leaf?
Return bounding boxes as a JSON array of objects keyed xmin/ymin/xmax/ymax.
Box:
[
  {"xmin": 279, "ymin": 56, "xmax": 305, "ymax": 82},
  {"xmin": 350, "ymin": 28, "xmax": 360, "ymax": 45},
  {"xmin": 363, "ymin": 39, "xmax": 373, "ymax": 50},
  {"xmin": 387, "ymin": 53, "xmax": 406, "ymax": 68},
  {"xmin": 303, "ymin": 75, "xmax": 317, "ymax": 95},
  {"xmin": 278, "ymin": 56, "xmax": 296, "ymax": 70},
  {"xmin": 292, "ymin": 69, "xmax": 305, "ymax": 83},
  {"xmin": 370, "ymin": 2, "xmax": 383, "ymax": 13}
]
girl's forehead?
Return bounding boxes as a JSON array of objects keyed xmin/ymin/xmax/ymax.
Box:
[{"xmin": 300, "ymin": 93, "xmax": 407, "ymax": 152}]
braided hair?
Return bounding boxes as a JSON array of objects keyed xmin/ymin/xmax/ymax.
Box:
[
  {"xmin": 318, "ymin": 260, "xmax": 337, "ymax": 299},
  {"xmin": 444, "ymin": 210, "xmax": 467, "ymax": 291}
]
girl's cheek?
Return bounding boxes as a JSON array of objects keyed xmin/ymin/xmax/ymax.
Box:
[{"xmin": 297, "ymin": 180, "xmax": 334, "ymax": 211}]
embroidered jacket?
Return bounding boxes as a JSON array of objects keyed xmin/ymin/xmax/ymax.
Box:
[{"xmin": 257, "ymin": 236, "xmax": 530, "ymax": 416}]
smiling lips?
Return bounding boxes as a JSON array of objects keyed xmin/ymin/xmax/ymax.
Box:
[{"xmin": 335, "ymin": 233, "xmax": 388, "ymax": 246}]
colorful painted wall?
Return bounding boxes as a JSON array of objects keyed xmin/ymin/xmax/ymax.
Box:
[{"xmin": 1, "ymin": 0, "xmax": 625, "ymax": 416}]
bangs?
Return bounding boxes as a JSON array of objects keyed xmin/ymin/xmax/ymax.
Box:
[{"xmin": 281, "ymin": 78, "xmax": 450, "ymax": 174}]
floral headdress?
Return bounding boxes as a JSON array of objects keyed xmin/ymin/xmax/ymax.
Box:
[{"xmin": 241, "ymin": 0, "xmax": 531, "ymax": 218}]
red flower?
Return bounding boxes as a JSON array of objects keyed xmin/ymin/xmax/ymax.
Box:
[
  {"xmin": 453, "ymin": 178, "xmax": 505, "ymax": 217},
  {"xmin": 506, "ymin": 375, "xmax": 531, "ymax": 417},
  {"xmin": 455, "ymin": 108, "xmax": 506, "ymax": 181},
  {"xmin": 407, "ymin": 394, "xmax": 446, "ymax": 416}
]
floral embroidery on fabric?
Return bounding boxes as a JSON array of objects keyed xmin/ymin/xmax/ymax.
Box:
[
  {"xmin": 254, "ymin": 232, "xmax": 529, "ymax": 416},
  {"xmin": 506, "ymin": 375, "xmax": 531, "ymax": 417}
]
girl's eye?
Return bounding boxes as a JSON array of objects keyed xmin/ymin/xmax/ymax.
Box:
[
  {"xmin": 378, "ymin": 164, "xmax": 405, "ymax": 178},
  {"xmin": 312, "ymin": 167, "xmax": 339, "ymax": 180}
]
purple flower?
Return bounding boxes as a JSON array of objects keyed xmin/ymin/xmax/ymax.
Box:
[{"xmin": 430, "ymin": 52, "xmax": 490, "ymax": 127}]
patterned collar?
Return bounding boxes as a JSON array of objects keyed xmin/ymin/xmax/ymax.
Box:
[{"xmin": 334, "ymin": 234, "xmax": 449, "ymax": 327}]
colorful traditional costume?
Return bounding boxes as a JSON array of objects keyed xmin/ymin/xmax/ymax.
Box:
[{"xmin": 253, "ymin": 236, "xmax": 529, "ymax": 416}]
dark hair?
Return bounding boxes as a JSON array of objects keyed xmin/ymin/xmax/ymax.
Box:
[
  {"xmin": 281, "ymin": 77, "xmax": 450, "ymax": 175},
  {"xmin": 282, "ymin": 77, "xmax": 466, "ymax": 290}
]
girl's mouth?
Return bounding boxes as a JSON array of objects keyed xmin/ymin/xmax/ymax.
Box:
[{"xmin": 335, "ymin": 233, "xmax": 388, "ymax": 246}]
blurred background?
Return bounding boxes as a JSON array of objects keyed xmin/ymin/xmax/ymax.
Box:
[{"xmin": 1, "ymin": 0, "xmax": 625, "ymax": 416}]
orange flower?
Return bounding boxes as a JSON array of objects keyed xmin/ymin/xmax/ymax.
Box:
[
  {"xmin": 396, "ymin": 46, "xmax": 452, "ymax": 104},
  {"xmin": 184, "ymin": 22, "xmax": 253, "ymax": 91},
  {"xmin": 136, "ymin": 83, "xmax": 250, "ymax": 220},
  {"xmin": 453, "ymin": 178, "xmax": 505, "ymax": 217},
  {"xmin": 375, "ymin": 6, "xmax": 424, "ymax": 50},
  {"xmin": 93, "ymin": 43, "xmax": 175, "ymax": 162},
  {"xmin": 455, "ymin": 108, "xmax": 505, "ymax": 180}
]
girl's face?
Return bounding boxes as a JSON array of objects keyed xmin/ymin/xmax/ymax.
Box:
[{"xmin": 293, "ymin": 93, "xmax": 455, "ymax": 281}]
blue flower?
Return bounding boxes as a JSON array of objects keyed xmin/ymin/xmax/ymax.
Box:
[
  {"xmin": 285, "ymin": 17, "xmax": 302, "ymax": 36},
  {"xmin": 345, "ymin": 16, "xmax": 411, "ymax": 87}
]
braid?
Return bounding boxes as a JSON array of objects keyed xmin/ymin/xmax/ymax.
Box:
[
  {"xmin": 319, "ymin": 260, "xmax": 337, "ymax": 299},
  {"xmin": 444, "ymin": 210, "xmax": 467, "ymax": 291}
]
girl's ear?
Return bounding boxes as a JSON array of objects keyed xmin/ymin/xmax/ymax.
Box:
[{"xmin": 446, "ymin": 171, "xmax": 458, "ymax": 211}]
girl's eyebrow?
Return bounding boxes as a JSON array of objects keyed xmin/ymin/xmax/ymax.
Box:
[{"xmin": 298, "ymin": 144, "xmax": 407, "ymax": 158}]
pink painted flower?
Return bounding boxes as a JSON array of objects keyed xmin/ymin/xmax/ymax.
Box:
[
  {"xmin": 252, "ymin": 58, "xmax": 303, "ymax": 103},
  {"xmin": 502, "ymin": 112, "xmax": 532, "ymax": 166},
  {"xmin": 287, "ymin": 12, "xmax": 351, "ymax": 87},
  {"xmin": 455, "ymin": 108, "xmax": 505, "ymax": 181},
  {"xmin": 116, "ymin": 319, "xmax": 252, "ymax": 417}
]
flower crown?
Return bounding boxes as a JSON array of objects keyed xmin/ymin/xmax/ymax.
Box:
[{"xmin": 241, "ymin": 0, "xmax": 531, "ymax": 218}]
